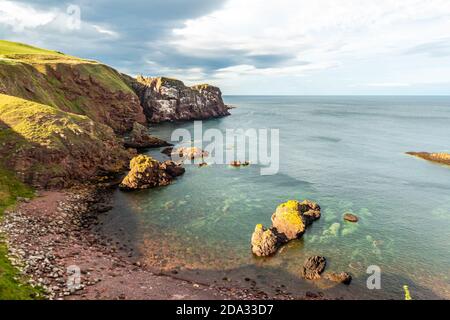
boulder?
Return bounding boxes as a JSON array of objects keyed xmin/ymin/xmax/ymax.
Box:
[
  {"xmin": 324, "ymin": 272, "xmax": 352, "ymax": 285},
  {"xmin": 271, "ymin": 200, "xmax": 321, "ymax": 240},
  {"xmin": 299, "ymin": 200, "xmax": 321, "ymax": 226},
  {"xmin": 161, "ymin": 160, "xmax": 185, "ymax": 177},
  {"xmin": 271, "ymin": 200, "xmax": 306, "ymax": 240},
  {"xmin": 119, "ymin": 155, "xmax": 184, "ymax": 190},
  {"xmin": 251, "ymin": 224, "xmax": 287, "ymax": 257},
  {"xmin": 343, "ymin": 213, "xmax": 359, "ymax": 223},
  {"xmin": 301, "ymin": 256, "xmax": 327, "ymax": 280},
  {"xmin": 124, "ymin": 122, "xmax": 171, "ymax": 149}
]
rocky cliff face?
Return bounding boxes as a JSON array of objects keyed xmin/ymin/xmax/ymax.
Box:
[{"xmin": 126, "ymin": 76, "xmax": 230, "ymax": 123}]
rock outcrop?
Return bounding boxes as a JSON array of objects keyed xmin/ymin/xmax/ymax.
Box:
[
  {"xmin": 123, "ymin": 122, "xmax": 171, "ymax": 149},
  {"xmin": 406, "ymin": 152, "xmax": 450, "ymax": 166},
  {"xmin": 301, "ymin": 256, "xmax": 327, "ymax": 280},
  {"xmin": 251, "ymin": 199, "xmax": 321, "ymax": 257},
  {"xmin": 271, "ymin": 200, "xmax": 321, "ymax": 240},
  {"xmin": 127, "ymin": 76, "xmax": 230, "ymax": 123},
  {"xmin": 251, "ymin": 224, "xmax": 287, "ymax": 257},
  {"xmin": 119, "ymin": 155, "xmax": 185, "ymax": 190}
]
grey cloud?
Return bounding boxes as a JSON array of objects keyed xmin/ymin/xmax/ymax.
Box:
[{"xmin": 1, "ymin": 0, "xmax": 299, "ymax": 78}]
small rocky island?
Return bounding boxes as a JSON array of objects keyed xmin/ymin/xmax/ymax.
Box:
[{"xmin": 406, "ymin": 152, "xmax": 450, "ymax": 166}]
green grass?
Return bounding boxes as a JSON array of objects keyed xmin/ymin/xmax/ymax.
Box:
[
  {"xmin": 0, "ymin": 94, "xmax": 94, "ymax": 148},
  {"xmin": 0, "ymin": 40, "xmax": 64, "ymax": 56},
  {"xmin": 0, "ymin": 166, "xmax": 43, "ymax": 300}
]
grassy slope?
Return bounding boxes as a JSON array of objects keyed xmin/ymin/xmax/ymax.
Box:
[
  {"xmin": 0, "ymin": 166, "xmax": 42, "ymax": 299},
  {"xmin": 0, "ymin": 40, "xmax": 134, "ymax": 119}
]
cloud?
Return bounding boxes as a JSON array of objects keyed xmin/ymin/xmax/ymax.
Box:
[{"xmin": 1, "ymin": 0, "xmax": 450, "ymax": 94}]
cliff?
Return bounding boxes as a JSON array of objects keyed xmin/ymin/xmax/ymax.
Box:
[
  {"xmin": 0, "ymin": 40, "xmax": 229, "ymax": 188},
  {"xmin": 125, "ymin": 75, "xmax": 230, "ymax": 122}
]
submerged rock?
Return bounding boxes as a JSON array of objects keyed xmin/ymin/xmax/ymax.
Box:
[
  {"xmin": 343, "ymin": 213, "xmax": 359, "ymax": 223},
  {"xmin": 271, "ymin": 200, "xmax": 321, "ymax": 240},
  {"xmin": 124, "ymin": 122, "xmax": 171, "ymax": 149},
  {"xmin": 324, "ymin": 272, "xmax": 352, "ymax": 285},
  {"xmin": 251, "ymin": 224, "xmax": 286, "ymax": 257},
  {"xmin": 119, "ymin": 155, "xmax": 184, "ymax": 190},
  {"xmin": 301, "ymin": 256, "xmax": 327, "ymax": 280}
]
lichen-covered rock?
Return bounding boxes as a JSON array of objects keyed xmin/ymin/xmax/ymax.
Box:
[
  {"xmin": 301, "ymin": 256, "xmax": 327, "ymax": 280},
  {"xmin": 324, "ymin": 272, "xmax": 352, "ymax": 285},
  {"xmin": 271, "ymin": 199, "xmax": 321, "ymax": 240},
  {"xmin": 124, "ymin": 122, "xmax": 171, "ymax": 149},
  {"xmin": 271, "ymin": 200, "xmax": 307, "ymax": 240},
  {"xmin": 129, "ymin": 76, "xmax": 231, "ymax": 123},
  {"xmin": 119, "ymin": 155, "xmax": 184, "ymax": 190},
  {"xmin": 251, "ymin": 224, "xmax": 287, "ymax": 257}
]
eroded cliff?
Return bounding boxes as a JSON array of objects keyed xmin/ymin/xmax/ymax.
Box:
[{"xmin": 126, "ymin": 76, "xmax": 230, "ymax": 122}]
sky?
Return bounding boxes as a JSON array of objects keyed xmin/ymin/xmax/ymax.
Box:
[{"xmin": 1, "ymin": 0, "xmax": 450, "ymax": 95}]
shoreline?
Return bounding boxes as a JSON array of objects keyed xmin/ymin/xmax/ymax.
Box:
[{"xmin": 0, "ymin": 185, "xmax": 312, "ymax": 300}]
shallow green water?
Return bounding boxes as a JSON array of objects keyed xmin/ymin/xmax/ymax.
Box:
[{"xmin": 101, "ymin": 96, "xmax": 450, "ymax": 299}]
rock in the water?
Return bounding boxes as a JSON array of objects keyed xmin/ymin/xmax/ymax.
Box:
[
  {"xmin": 343, "ymin": 213, "xmax": 359, "ymax": 223},
  {"xmin": 119, "ymin": 155, "xmax": 184, "ymax": 190},
  {"xmin": 271, "ymin": 200, "xmax": 321, "ymax": 240},
  {"xmin": 230, "ymin": 160, "xmax": 241, "ymax": 167},
  {"xmin": 129, "ymin": 76, "xmax": 231, "ymax": 123},
  {"xmin": 301, "ymin": 256, "xmax": 327, "ymax": 280},
  {"xmin": 174, "ymin": 147, "xmax": 208, "ymax": 160},
  {"xmin": 161, "ymin": 160, "xmax": 185, "ymax": 178},
  {"xmin": 324, "ymin": 272, "xmax": 352, "ymax": 285},
  {"xmin": 299, "ymin": 200, "xmax": 321, "ymax": 226},
  {"xmin": 124, "ymin": 122, "xmax": 171, "ymax": 149},
  {"xmin": 251, "ymin": 224, "xmax": 286, "ymax": 257}
]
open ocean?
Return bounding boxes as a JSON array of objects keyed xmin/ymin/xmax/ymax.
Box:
[{"xmin": 98, "ymin": 96, "xmax": 450, "ymax": 299}]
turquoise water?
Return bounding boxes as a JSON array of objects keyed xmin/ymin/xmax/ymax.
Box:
[{"xmin": 101, "ymin": 96, "xmax": 450, "ymax": 299}]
